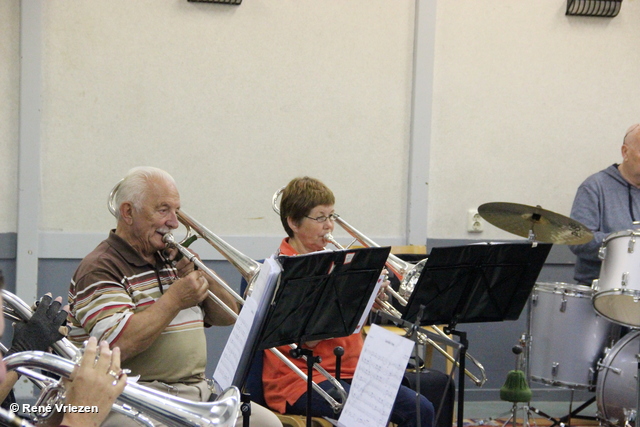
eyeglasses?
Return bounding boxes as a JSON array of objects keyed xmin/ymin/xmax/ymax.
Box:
[{"xmin": 305, "ymin": 213, "xmax": 339, "ymax": 223}]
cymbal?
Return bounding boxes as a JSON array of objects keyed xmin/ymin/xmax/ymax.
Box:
[{"xmin": 477, "ymin": 202, "xmax": 593, "ymax": 245}]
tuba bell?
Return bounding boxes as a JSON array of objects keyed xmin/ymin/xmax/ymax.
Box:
[{"xmin": 3, "ymin": 351, "xmax": 241, "ymax": 427}]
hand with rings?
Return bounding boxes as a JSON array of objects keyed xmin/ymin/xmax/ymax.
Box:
[{"xmin": 62, "ymin": 337, "xmax": 127, "ymax": 427}]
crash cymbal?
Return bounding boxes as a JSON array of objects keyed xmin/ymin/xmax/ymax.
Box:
[{"xmin": 477, "ymin": 202, "xmax": 593, "ymax": 245}]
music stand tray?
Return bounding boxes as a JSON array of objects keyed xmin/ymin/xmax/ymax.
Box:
[
  {"xmin": 258, "ymin": 246, "xmax": 391, "ymax": 350},
  {"xmin": 403, "ymin": 242, "xmax": 552, "ymax": 327}
]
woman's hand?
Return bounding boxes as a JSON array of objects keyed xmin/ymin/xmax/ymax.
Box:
[{"xmin": 61, "ymin": 337, "xmax": 127, "ymax": 427}]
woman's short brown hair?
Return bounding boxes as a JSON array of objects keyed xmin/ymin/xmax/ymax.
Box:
[{"xmin": 280, "ymin": 177, "xmax": 335, "ymax": 238}]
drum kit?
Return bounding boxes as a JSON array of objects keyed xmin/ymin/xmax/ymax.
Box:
[{"xmin": 478, "ymin": 202, "xmax": 640, "ymax": 427}]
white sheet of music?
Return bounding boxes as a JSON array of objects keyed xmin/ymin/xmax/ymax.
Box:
[
  {"xmin": 213, "ymin": 256, "xmax": 279, "ymax": 389},
  {"xmin": 213, "ymin": 297, "xmax": 257, "ymax": 390},
  {"xmin": 337, "ymin": 324, "xmax": 414, "ymax": 427},
  {"xmin": 353, "ymin": 273, "xmax": 385, "ymax": 334}
]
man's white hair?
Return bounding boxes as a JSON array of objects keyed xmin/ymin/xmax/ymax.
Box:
[{"xmin": 113, "ymin": 166, "xmax": 176, "ymax": 221}]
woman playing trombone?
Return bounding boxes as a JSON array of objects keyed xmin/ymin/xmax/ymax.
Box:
[{"xmin": 263, "ymin": 176, "xmax": 434, "ymax": 427}]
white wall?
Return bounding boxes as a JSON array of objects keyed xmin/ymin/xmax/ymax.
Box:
[
  {"xmin": 38, "ymin": 0, "xmax": 415, "ymax": 244},
  {"xmin": 0, "ymin": 1, "xmax": 20, "ymax": 232},
  {"xmin": 428, "ymin": 0, "xmax": 640, "ymax": 240},
  {"xmin": 3, "ymin": 0, "xmax": 640, "ymax": 249}
]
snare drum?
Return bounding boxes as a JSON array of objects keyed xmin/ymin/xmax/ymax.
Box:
[
  {"xmin": 528, "ymin": 282, "xmax": 616, "ymax": 390},
  {"xmin": 593, "ymin": 230, "xmax": 640, "ymax": 327},
  {"xmin": 596, "ymin": 331, "xmax": 640, "ymax": 427}
]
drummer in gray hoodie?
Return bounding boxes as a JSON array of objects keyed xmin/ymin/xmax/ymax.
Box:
[{"xmin": 569, "ymin": 123, "xmax": 640, "ymax": 286}]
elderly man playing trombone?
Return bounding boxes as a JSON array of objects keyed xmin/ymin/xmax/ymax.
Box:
[{"xmin": 67, "ymin": 166, "xmax": 282, "ymax": 427}]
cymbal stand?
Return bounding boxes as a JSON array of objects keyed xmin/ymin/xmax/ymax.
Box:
[{"xmin": 633, "ymin": 340, "xmax": 639, "ymax": 427}]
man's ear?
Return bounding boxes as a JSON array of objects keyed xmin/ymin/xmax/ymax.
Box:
[{"xmin": 120, "ymin": 202, "xmax": 135, "ymax": 225}]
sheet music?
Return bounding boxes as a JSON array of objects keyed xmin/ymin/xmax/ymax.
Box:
[
  {"xmin": 213, "ymin": 256, "xmax": 280, "ymax": 389},
  {"xmin": 353, "ymin": 273, "xmax": 385, "ymax": 334},
  {"xmin": 213, "ymin": 297, "xmax": 257, "ymax": 389},
  {"xmin": 337, "ymin": 324, "xmax": 414, "ymax": 427}
]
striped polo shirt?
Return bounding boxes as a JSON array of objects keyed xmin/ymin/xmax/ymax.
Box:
[{"xmin": 68, "ymin": 231, "xmax": 207, "ymax": 383}]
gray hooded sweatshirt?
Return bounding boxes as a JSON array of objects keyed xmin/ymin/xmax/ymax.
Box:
[{"xmin": 569, "ymin": 164, "xmax": 640, "ymax": 284}]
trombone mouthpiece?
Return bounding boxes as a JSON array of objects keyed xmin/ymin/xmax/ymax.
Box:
[{"xmin": 162, "ymin": 233, "xmax": 176, "ymax": 245}]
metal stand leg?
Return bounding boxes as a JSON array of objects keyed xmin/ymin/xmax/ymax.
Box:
[
  {"xmin": 552, "ymin": 395, "xmax": 597, "ymax": 427},
  {"xmin": 498, "ymin": 403, "xmax": 556, "ymax": 427},
  {"xmin": 635, "ymin": 341, "xmax": 640, "ymax": 427}
]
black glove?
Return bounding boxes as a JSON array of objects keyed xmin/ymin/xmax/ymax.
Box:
[{"xmin": 5, "ymin": 294, "xmax": 67, "ymax": 356}]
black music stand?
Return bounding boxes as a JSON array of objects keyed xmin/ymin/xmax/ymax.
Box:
[
  {"xmin": 402, "ymin": 242, "xmax": 552, "ymax": 427},
  {"xmin": 245, "ymin": 246, "xmax": 390, "ymax": 427}
]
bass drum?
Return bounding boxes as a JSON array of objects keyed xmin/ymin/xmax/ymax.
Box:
[
  {"xmin": 528, "ymin": 282, "xmax": 616, "ymax": 390},
  {"xmin": 597, "ymin": 331, "xmax": 640, "ymax": 427}
]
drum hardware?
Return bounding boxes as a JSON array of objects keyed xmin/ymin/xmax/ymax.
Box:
[
  {"xmin": 599, "ymin": 246, "xmax": 607, "ymax": 259},
  {"xmin": 551, "ymin": 363, "xmax": 560, "ymax": 378},
  {"xmin": 597, "ymin": 360, "xmax": 623, "ymax": 375},
  {"xmin": 477, "ymin": 202, "xmax": 594, "ymax": 245}
]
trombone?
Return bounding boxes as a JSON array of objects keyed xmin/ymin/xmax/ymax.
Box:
[
  {"xmin": 272, "ymin": 187, "xmax": 488, "ymax": 387},
  {"xmin": 108, "ymin": 181, "xmax": 348, "ymax": 413}
]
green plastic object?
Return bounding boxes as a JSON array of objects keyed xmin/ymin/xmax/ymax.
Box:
[{"xmin": 499, "ymin": 370, "xmax": 532, "ymax": 403}]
